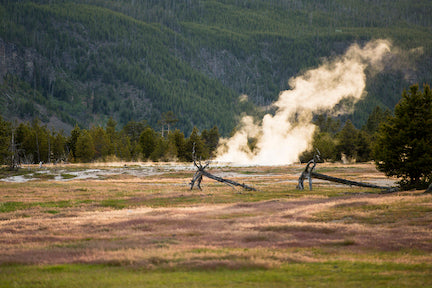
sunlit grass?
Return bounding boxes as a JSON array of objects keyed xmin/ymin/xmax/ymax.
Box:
[
  {"xmin": 0, "ymin": 163, "xmax": 430, "ymax": 287},
  {"xmin": 311, "ymin": 194, "xmax": 432, "ymax": 225}
]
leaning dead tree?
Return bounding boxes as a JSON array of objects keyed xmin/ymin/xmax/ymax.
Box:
[
  {"xmin": 298, "ymin": 149, "xmax": 397, "ymax": 192},
  {"xmin": 426, "ymin": 183, "xmax": 432, "ymax": 193},
  {"xmin": 189, "ymin": 144, "xmax": 256, "ymax": 191},
  {"xmin": 297, "ymin": 149, "xmax": 321, "ymax": 190}
]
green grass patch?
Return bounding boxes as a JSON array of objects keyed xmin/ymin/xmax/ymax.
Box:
[
  {"xmin": 32, "ymin": 172, "xmax": 56, "ymax": 180},
  {"xmin": 312, "ymin": 197, "xmax": 432, "ymax": 225},
  {"xmin": 0, "ymin": 168, "xmax": 33, "ymax": 179},
  {"xmin": 0, "ymin": 261, "xmax": 431, "ymax": 288},
  {"xmin": 60, "ymin": 173, "xmax": 76, "ymax": 179},
  {"xmin": 0, "ymin": 200, "xmax": 77, "ymax": 213},
  {"xmin": 44, "ymin": 210, "xmax": 60, "ymax": 214},
  {"xmin": 100, "ymin": 199, "xmax": 129, "ymax": 209},
  {"xmin": 0, "ymin": 201, "xmax": 31, "ymax": 213}
]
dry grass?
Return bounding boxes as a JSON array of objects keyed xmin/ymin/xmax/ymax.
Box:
[{"xmin": 0, "ymin": 163, "xmax": 431, "ymax": 270}]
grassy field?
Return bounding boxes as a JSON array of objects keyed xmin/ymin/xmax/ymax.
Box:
[{"xmin": 0, "ymin": 162, "xmax": 431, "ymax": 287}]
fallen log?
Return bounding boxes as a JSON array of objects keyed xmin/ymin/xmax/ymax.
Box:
[
  {"xmin": 189, "ymin": 142, "xmax": 256, "ymax": 191},
  {"xmin": 311, "ymin": 172, "xmax": 394, "ymax": 190},
  {"xmin": 201, "ymin": 170, "xmax": 256, "ymax": 191},
  {"xmin": 297, "ymin": 149, "xmax": 397, "ymax": 192},
  {"xmin": 299, "ymin": 170, "xmax": 397, "ymax": 192}
]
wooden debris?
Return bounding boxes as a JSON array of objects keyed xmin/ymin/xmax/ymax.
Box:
[
  {"xmin": 425, "ymin": 183, "xmax": 432, "ymax": 193},
  {"xmin": 297, "ymin": 149, "xmax": 397, "ymax": 192},
  {"xmin": 189, "ymin": 143, "xmax": 256, "ymax": 191}
]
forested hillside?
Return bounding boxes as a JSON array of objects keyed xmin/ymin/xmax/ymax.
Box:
[{"xmin": 0, "ymin": 0, "xmax": 431, "ymax": 135}]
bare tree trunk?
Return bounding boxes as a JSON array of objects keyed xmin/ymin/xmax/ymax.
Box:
[
  {"xmin": 426, "ymin": 183, "xmax": 432, "ymax": 193},
  {"xmin": 201, "ymin": 170, "xmax": 256, "ymax": 191},
  {"xmin": 311, "ymin": 172, "xmax": 392, "ymax": 190},
  {"xmin": 297, "ymin": 150, "xmax": 397, "ymax": 192}
]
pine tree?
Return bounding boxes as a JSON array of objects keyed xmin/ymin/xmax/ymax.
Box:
[
  {"xmin": 201, "ymin": 125, "xmax": 220, "ymax": 157},
  {"xmin": 170, "ymin": 129, "xmax": 187, "ymax": 161},
  {"xmin": 67, "ymin": 125, "xmax": 81, "ymax": 162},
  {"xmin": 75, "ymin": 130, "xmax": 95, "ymax": 163},
  {"xmin": 140, "ymin": 127, "xmax": 157, "ymax": 160},
  {"xmin": 336, "ymin": 120, "xmax": 358, "ymax": 161},
  {"xmin": 90, "ymin": 126, "xmax": 110, "ymax": 160},
  {"xmin": 374, "ymin": 84, "xmax": 432, "ymax": 189},
  {"xmin": 185, "ymin": 127, "xmax": 209, "ymax": 161},
  {"xmin": 0, "ymin": 116, "xmax": 12, "ymax": 165}
]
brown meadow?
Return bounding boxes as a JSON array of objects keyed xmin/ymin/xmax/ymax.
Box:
[{"xmin": 0, "ymin": 162, "xmax": 431, "ymax": 271}]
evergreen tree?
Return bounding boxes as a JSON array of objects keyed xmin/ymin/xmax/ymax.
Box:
[
  {"xmin": 31, "ymin": 119, "xmax": 49, "ymax": 163},
  {"xmin": 139, "ymin": 127, "xmax": 157, "ymax": 160},
  {"xmin": 170, "ymin": 129, "xmax": 187, "ymax": 161},
  {"xmin": 159, "ymin": 111, "xmax": 178, "ymax": 136},
  {"xmin": 356, "ymin": 130, "xmax": 372, "ymax": 162},
  {"xmin": 90, "ymin": 126, "xmax": 110, "ymax": 160},
  {"xmin": 185, "ymin": 127, "xmax": 209, "ymax": 161},
  {"xmin": 51, "ymin": 130, "xmax": 67, "ymax": 163},
  {"xmin": 363, "ymin": 106, "xmax": 391, "ymax": 135},
  {"xmin": 313, "ymin": 131, "xmax": 338, "ymax": 161},
  {"xmin": 123, "ymin": 120, "xmax": 147, "ymax": 143},
  {"xmin": 75, "ymin": 129, "xmax": 95, "ymax": 162},
  {"xmin": 67, "ymin": 125, "xmax": 81, "ymax": 162},
  {"xmin": 122, "ymin": 120, "xmax": 147, "ymax": 161},
  {"xmin": 201, "ymin": 125, "xmax": 220, "ymax": 157},
  {"xmin": 374, "ymin": 84, "xmax": 432, "ymax": 189},
  {"xmin": 15, "ymin": 123, "xmax": 34, "ymax": 164},
  {"xmin": 105, "ymin": 117, "xmax": 118, "ymax": 156},
  {"xmin": 336, "ymin": 120, "xmax": 358, "ymax": 161},
  {"xmin": 0, "ymin": 116, "xmax": 12, "ymax": 165},
  {"xmin": 116, "ymin": 131, "xmax": 132, "ymax": 161}
]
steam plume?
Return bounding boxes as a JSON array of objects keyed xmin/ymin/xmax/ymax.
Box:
[{"xmin": 216, "ymin": 40, "xmax": 392, "ymax": 165}]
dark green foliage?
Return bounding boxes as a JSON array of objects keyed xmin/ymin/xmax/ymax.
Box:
[
  {"xmin": 139, "ymin": 127, "xmax": 157, "ymax": 160},
  {"xmin": 0, "ymin": 116, "xmax": 12, "ymax": 164},
  {"xmin": 75, "ymin": 130, "xmax": 95, "ymax": 162},
  {"xmin": 51, "ymin": 130, "xmax": 67, "ymax": 163},
  {"xmin": 374, "ymin": 84, "xmax": 432, "ymax": 190},
  {"xmin": 363, "ymin": 106, "xmax": 392, "ymax": 135},
  {"xmin": 185, "ymin": 127, "xmax": 209, "ymax": 162},
  {"xmin": 67, "ymin": 125, "xmax": 81, "ymax": 162},
  {"xmin": 201, "ymin": 126, "xmax": 220, "ymax": 157},
  {"xmin": 0, "ymin": 1, "xmax": 431, "ymax": 164},
  {"xmin": 0, "ymin": 0, "xmax": 431, "ymax": 136},
  {"xmin": 122, "ymin": 120, "xmax": 147, "ymax": 160},
  {"xmin": 312, "ymin": 132, "xmax": 338, "ymax": 161},
  {"xmin": 90, "ymin": 126, "xmax": 110, "ymax": 160},
  {"xmin": 337, "ymin": 120, "xmax": 367, "ymax": 161},
  {"xmin": 0, "ymin": 117, "xmax": 220, "ymax": 164},
  {"xmin": 169, "ymin": 129, "xmax": 187, "ymax": 161},
  {"xmin": 303, "ymin": 114, "xmax": 375, "ymax": 163}
]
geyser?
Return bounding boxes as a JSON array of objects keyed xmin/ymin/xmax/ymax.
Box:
[{"xmin": 216, "ymin": 40, "xmax": 392, "ymax": 165}]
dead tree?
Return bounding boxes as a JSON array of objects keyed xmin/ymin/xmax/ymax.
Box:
[
  {"xmin": 426, "ymin": 183, "xmax": 432, "ymax": 193},
  {"xmin": 189, "ymin": 143, "xmax": 256, "ymax": 191},
  {"xmin": 298, "ymin": 149, "xmax": 396, "ymax": 192},
  {"xmin": 297, "ymin": 149, "xmax": 320, "ymax": 190},
  {"xmin": 189, "ymin": 155, "xmax": 209, "ymax": 190}
]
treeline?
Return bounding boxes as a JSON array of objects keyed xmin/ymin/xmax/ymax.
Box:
[
  {"xmin": 0, "ymin": 116, "xmax": 220, "ymax": 165},
  {"xmin": 0, "ymin": 104, "xmax": 392, "ymax": 166},
  {"xmin": 300, "ymin": 106, "xmax": 391, "ymax": 163}
]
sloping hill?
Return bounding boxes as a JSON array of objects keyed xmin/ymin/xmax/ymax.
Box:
[{"xmin": 0, "ymin": 0, "xmax": 431, "ymax": 135}]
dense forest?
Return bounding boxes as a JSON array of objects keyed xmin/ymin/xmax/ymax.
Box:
[
  {"xmin": 0, "ymin": 102, "xmax": 392, "ymax": 165},
  {"xmin": 0, "ymin": 0, "xmax": 431, "ymax": 137}
]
